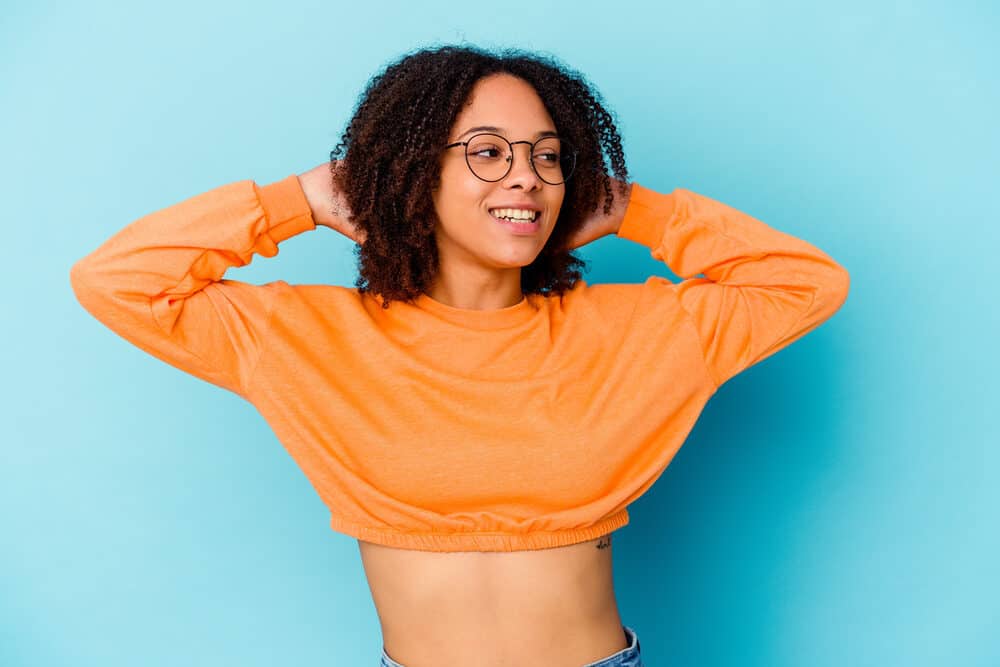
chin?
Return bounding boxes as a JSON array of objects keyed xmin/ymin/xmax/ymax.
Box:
[{"xmin": 490, "ymin": 251, "xmax": 543, "ymax": 268}]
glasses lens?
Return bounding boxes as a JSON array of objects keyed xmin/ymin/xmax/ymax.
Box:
[
  {"xmin": 532, "ymin": 136, "xmax": 576, "ymax": 185},
  {"xmin": 465, "ymin": 134, "xmax": 510, "ymax": 182},
  {"xmin": 464, "ymin": 134, "xmax": 576, "ymax": 184}
]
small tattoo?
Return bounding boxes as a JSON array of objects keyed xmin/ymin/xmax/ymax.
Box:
[{"xmin": 596, "ymin": 534, "xmax": 612, "ymax": 549}]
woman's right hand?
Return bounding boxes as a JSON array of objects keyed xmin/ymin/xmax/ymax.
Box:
[{"xmin": 296, "ymin": 160, "xmax": 366, "ymax": 244}]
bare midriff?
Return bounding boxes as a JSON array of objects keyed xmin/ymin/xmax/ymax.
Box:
[{"xmin": 357, "ymin": 533, "xmax": 628, "ymax": 667}]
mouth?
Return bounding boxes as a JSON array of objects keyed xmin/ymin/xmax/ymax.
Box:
[{"xmin": 488, "ymin": 208, "xmax": 541, "ymax": 234}]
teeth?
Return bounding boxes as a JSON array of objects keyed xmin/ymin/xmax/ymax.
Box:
[{"xmin": 489, "ymin": 208, "xmax": 538, "ymax": 221}]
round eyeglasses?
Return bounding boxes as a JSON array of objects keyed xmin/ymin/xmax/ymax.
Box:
[{"xmin": 443, "ymin": 133, "xmax": 577, "ymax": 185}]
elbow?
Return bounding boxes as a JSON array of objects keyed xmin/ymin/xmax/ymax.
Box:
[
  {"xmin": 69, "ymin": 258, "xmax": 103, "ymax": 309},
  {"xmin": 69, "ymin": 259, "xmax": 94, "ymax": 297},
  {"xmin": 819, "ymin": 265, "xmax": 851, "ymax": 316},
  {"xmin": 834, "ymin": 264, "xmax": 851, "ymax": 303},
  {"xmin": 69, "ymin": 259, "xmax": 87, "ymax": 292}
]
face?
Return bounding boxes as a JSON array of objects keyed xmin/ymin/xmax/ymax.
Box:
[{"xmin": 432, "ymin": 73, "xmax": 566, "ymax": 274}]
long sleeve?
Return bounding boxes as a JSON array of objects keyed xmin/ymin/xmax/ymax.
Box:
[
  {"xmin": 616, "ymin": 183, "xmax": 850, "ymax": 389},
  {"xmin": 69, "ymin": 174, "xmax": 316, "ymax": 398}
]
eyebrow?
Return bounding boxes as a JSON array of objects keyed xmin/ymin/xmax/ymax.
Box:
[{"xmin": 456, "ymin": 126, "xmax": 559, "ymax": 140}]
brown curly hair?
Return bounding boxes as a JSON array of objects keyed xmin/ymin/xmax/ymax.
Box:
[{"xmin": 328, "ymin": 43, "xmax": 630, "ymax": 309}]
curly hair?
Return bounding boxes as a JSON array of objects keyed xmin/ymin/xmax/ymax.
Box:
[{"xmin": 328, "ymin": 43, "xmax": 630, "ymax": 309}]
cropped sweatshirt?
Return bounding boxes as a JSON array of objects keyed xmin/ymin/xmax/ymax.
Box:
[{"xmin": 69, "ymin": 174, "xmax": 850, "ymax": 552}]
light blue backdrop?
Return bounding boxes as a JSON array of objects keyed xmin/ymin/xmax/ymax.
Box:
[{"xmin": 3, "ymin": 1, "xmax": 997, "ymax": 665}]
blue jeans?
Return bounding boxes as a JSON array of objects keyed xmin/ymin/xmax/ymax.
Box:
[{"xmin": 379, "ymin": 624, "xmax": 644, "ymax": 667}]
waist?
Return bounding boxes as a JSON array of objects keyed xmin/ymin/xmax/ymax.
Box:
[
  {"xmin": 382, "ymin": 610, "xmax": 629, "ymax": 667},
  {"xmin": 361, "ymin": 534, "xmax": 625, "ymax": 665}
]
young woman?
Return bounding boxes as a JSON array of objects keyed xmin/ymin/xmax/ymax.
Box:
[{"xmin": 70, "ymin": 45, "xmax": 850, "ymax": 667}]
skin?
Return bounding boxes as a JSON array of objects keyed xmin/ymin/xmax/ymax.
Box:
[
  {"xmin": 427, "ymin": 73, "xmax": 567, "ymax": 310},
  {"xmin": 357, "ymin": 533, "xmax": 628, "ymax": 666},
  {"xmin": 299, "ymin": 73, "xmax": 635, "ymax": 666}
]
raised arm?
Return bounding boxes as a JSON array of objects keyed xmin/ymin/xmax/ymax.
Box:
[
  {"xmin": 69, "ymin": 175, "xmax": 316, "ymax": 397},
  {"xmin": 616, "ymin": 183, "xmax": 851, "ymax": 389}
]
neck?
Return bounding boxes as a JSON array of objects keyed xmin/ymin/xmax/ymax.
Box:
[{"xmin": 425, "ymin": 269, "xmax": 524, "ymax": 310}]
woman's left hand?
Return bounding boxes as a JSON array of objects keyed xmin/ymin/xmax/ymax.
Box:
[{"xmin": 560, "ymin": 177, "xmax": 632, "ymax": 251}]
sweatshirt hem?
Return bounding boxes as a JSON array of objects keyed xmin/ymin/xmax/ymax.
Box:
[
  {"xmin": 329, "ymin": 508, "xmax": 630, "ymax": 552},
  {"xmin": 616, "ymin": 183, "xmax": 680, "ymax": 249},
  {"xmin": 254, "ymin": 174, "xmax": 316, "ymax": 242}
]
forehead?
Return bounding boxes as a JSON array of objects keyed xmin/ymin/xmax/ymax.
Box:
[{"xmin": 452, "ymin": 74, "xmax": 555, "ymax": 137}]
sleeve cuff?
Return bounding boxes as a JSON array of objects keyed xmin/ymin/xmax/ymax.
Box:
[
  {"xmin": 615, "ymin": 182, "xmax": 681, "ymax": 250},
  {"xmin": 255, "ymin": 174, "xmax": 317, "ymax": 243}
]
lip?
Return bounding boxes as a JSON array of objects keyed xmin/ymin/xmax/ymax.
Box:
[
  {"xmin": 488, "ymin": 203, "xmax": 542, "ymax": 212},
  {"xmin": 488, "ymin": 209, "xmax": 542, "ymax": 235}
]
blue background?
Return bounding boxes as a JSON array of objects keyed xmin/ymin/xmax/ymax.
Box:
[{"xmin": 3, "ymin": 1, "xmax": 998, "ymax": 665}]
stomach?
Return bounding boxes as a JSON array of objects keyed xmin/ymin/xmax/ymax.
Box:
[{"xmin": 357, "ymin": 533, "xmax": 629, "ymax": 667}]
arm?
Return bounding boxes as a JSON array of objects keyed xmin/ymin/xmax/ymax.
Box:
[
  {"xmin": 616, "ymin": 183, "xmax": 851, "ymax": 389},
  {"xmin": 69, "ymin": 175, "xmax": 316, "ymax": 397},
  {"xmin": 296, "ymin": 160, "xmax": 364, "ymax": 243}
]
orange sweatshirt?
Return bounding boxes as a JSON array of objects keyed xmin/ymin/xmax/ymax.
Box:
[{"xmin": 69, "ymin": 175, "xmax": 850, "ymax": 552}]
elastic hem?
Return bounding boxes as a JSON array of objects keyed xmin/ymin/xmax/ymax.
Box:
[
  {"xmin": 616, "ymin": 182, "xmax": 680, "ymax": 249},
  {"xmin": 329, "ymin": 508, "xmax": 630, "ymax": 552},
  {"xmin": 254, "ymin": 174, "xmax": 316, "ymax": 242}
]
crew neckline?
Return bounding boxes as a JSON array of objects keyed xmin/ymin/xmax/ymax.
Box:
[{"xmin": 413, "ymin": 292, "xmax": 537, "ymax": 329}]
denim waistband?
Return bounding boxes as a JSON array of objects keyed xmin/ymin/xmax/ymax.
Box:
[{"xmin": 379, "ymin": 624, "xmax": 643, "ymax": 667}]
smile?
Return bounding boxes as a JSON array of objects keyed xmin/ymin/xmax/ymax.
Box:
[
  {"xmin": 488, "ymin": 208, "xmax": 539, "ymax": 222},
  {"xmin": 488, "ymin": 209, "xmax": 541, "ymax": 234}
]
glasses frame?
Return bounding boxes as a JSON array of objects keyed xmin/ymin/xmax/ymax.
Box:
[{"xmin": 443, "ymin": 132, "xmax": 577, "ymax": 185}]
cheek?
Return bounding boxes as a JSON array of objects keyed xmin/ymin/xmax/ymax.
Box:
[
  {"xmin": 431, "ymin": 185, "xmax": 478, "ymax": 238},
  {"xmin": 548, "ymin": 192, "xmax": 566, "ymax": 219},
  {"xmin": 436, "ymin": 165, "xmax": 485, "ymax": 208}
]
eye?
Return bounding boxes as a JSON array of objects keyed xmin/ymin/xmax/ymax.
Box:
[{"xmin": 471, "ymin": 147, "xmax": 503, "ymax": 159}]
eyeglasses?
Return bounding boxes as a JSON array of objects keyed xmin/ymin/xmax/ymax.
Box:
[{"xmin": 443, "ymin": 133, "xmax": 577, "ymax": 185}]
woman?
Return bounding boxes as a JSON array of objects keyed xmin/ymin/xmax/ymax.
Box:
[{"xmin": 70, "ymin": 45, "xmax": 850, "ymax": 667}]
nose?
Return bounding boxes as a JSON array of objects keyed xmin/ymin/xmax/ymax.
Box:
[{"xmin": 502, "ymin": 143, "xmax": 542, "ymax": 190}]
